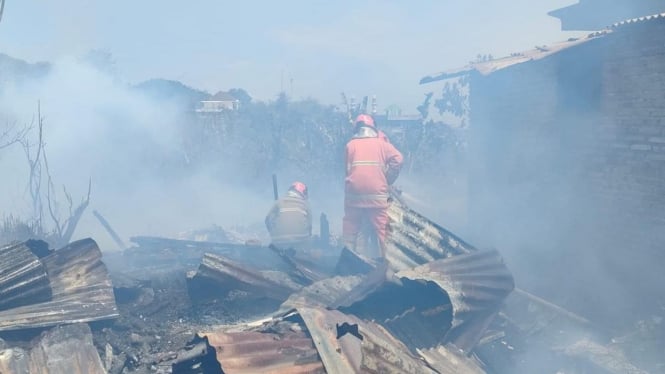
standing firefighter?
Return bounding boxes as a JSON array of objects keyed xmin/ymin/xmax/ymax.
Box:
[
  {"xmin": 343, "ymin": 114, "xmax": 403, "ymax": 259},
  {"xmin": 265, "ymin": 182, "xmax": 312, "ymax": 250}
]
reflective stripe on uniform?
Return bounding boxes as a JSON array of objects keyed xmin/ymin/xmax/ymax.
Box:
[
  {"xmin": 345, "ymin": 193, "xmax": 389, "ymax": 201},
  {"xmin": 271, "ymin": 233, "xmax": 310, "ymax": 242},
  {"xmin": 278, "ymin": 207, "xmax": 308, "ymax": 215},
  {"xmin": 351, "ymin": 160, "xmax": 380, "ymax": 166}
]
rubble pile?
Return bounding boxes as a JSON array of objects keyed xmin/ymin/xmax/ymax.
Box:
[{"xmin": 0, "ymin": 193, "xmax": 656, "ymax": 373}]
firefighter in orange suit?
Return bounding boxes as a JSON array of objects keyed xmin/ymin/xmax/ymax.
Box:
[
  {"xmin": 265, "ymin": 181, "xmax": 312, "ymax": 251},
  {"xmin": 343, "ymin": 114, "xmax": 403, "ymax": 258}
]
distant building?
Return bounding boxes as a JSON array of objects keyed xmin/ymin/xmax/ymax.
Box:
[
  {"xmin": 196, "ymin": 91, "xmax": 240, "ymax": 113},
  {"xmin": 373, "ymin": 106, "xmax": 422, "ymax": 143},
  {"xmin": 548, "ymin": 0, "xmax": 665, "ymax": 30}
]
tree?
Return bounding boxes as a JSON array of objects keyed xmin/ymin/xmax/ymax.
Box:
[
  {"xmin": 16, "ymin": 102, "xmax": 92, "ymax": 247},
  {"xmin": 81, "ymin": 49, "xmax": 117, "ymax": 77},
  {"xmin": 229, "ymin": 88, "xmax": 252, "ymax": 106}
]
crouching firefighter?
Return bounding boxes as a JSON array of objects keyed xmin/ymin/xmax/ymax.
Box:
[
  {"xmin": 343, "ymin": 114, "xmax": 403, "ymax": 260},
  {"xmin": 265, "ymin": 181, "xmax": 312, "ymax": 251}
]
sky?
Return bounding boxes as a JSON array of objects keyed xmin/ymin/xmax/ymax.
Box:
[{"xmin": 0, "ymin": 0, "xmax": 583, "ymax": 111}]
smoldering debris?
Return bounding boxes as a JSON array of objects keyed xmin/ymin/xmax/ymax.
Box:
[{"xmin": 0, "ymin": 195, "xmax": 656, "ymax": 374}]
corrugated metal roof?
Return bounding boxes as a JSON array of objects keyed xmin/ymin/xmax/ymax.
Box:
[
  {"xmin": 421, "ymin": 10, "xmax": 665, "ymax": 84},
  {"xmin": 0, "ymin": 238, "xmax": 119, "ymax": 331},
  {"xmin": 419, "ymin": 33, "xmax": 608, "ymax": 84},
  {"xmin": 612, "ymin": 12, "xmax": 665, "ymax": 28},
  {"xmin": 548, "ymin": 0, "xmax": 665, "ymax": 31}
]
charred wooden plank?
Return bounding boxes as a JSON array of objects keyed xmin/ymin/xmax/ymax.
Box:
[
  {"xmin": 188, "ymin": 253, "xmax": 301, "ymax": 302},
  {"xmin": 130, "ymin": 236, "xmax": 262, "ymax": 251}
]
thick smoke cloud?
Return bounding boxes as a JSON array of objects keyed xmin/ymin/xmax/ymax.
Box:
[{"xmin": 0, "ymin": 57, "xmax": 275, "ymax": 249}]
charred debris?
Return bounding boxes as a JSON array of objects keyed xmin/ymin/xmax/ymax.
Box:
[{"xmin": 0, "ymin": 191, "xmax": 652, "ymax": 374}]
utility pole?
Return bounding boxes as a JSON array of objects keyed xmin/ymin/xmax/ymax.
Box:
[{"xmin": 280, "ymin": 69, "xmax": 284, "ymax": 93}]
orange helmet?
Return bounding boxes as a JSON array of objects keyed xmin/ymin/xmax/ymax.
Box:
[
  {"xmin": 290, "ymin": 181, "xmax": 308, "ymax": 199},
  {"xmin": 354, "ymin": 114, "xmax": 375, "ymax": 128}
]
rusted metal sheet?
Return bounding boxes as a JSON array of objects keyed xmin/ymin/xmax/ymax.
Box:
[
  {"xmin": 417, "ymin": 345, "xmax": 486, "ymax": 374},
  {"xmin": 200, "ymin": 329, "xmax": 325, "ymax": 373},
  {"xmin": 187, "ymin": 307, "xmax": 440, "ymax": 374},
  {"xmin": 280, "ymin": 274, "xmax": 365, "ymax": 310},
  {"xmin": 297, "ymin": 307, "xmax": 438, "ymax": 374},
  {"xmin": 0, "ymin": 238, "xmax": 119, "ymax": 331},
  {"xmin": 0, "ymin": 241, "xmax": 51, "ymax": 311},
  {"xmin": 0, "ymin": 323, "xmax": 106, "ymax": 374},
  {"xmin": 396, "ymin": 250, "xmax": 515, "ymax": 353},
  {"xmin": 188, "ymin": 253, "xmax": 301, "ymax": 302}
]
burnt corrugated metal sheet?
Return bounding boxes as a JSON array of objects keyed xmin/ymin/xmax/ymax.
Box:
[
  {"xmin": 0, "ymin": 323, "xmax": 106, "ymax": 374},
  {"xmin": 338, "ymin": 277, "xmax": 454, "ymax": 352},
  {"xmin": 0, "ymin": 241, "xmax": 51, "ymax": 311},
  {"xmin": 417, "ymin": 345, "xmax": 486, "ymax": 374},
  {"xmin": 0, "ymin": 238, "xmax": 119, "ymax": 331},
  {"xmin": 189, "ymin": 253, "xmax": 301, "ymax": 301},
  {"xmin": 328, "ymin": 193, "xmax": 515, "ymax": 355},
  {"xmin": 396, "ymin": 250, "xmax": 515, "ymax": 353},
  {"xmin": 385, "ymin": 192, "xmax": 477, "ymax": 272},
  {"xmin": 191, "ymin": 308, "xmax": 441, "ymax": 374},
  {"xmin": 281, "ymin": 274, "xmax": 365, "ymax": 310},
  {"xmin": 201, "ymin": 329, "xmax": 325, "ymax": 373},
  {"xmin": 297, "ymin": 307, "xmax": 438, "ymax": 374}
]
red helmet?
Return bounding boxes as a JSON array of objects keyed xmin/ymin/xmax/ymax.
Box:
[
  {"xmin": 290, "ymin": 181, "xmax": 308, "ymax": 198},
  {"xmin": 354, "ymin": 114, "xmax": 375, "ymax": 128}
]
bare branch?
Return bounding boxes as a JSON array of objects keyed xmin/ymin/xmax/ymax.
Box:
[
  {"xmin": 0, "ymin": 0, "xmax": 5, "ymax": 25},
  {"xmin": 45, "ymin": 173, "xmax": 63, "ymax": 239},
  {"xmin": 0, "ymin": 116, "xmax": 31, "ymax": 150},
  {"xmin": 58, "ymin": 179, "xmax": 91, "ymax": 246},
  {"xmin": 21, "ymin": 104, "xmax": 46, "ymax": 228}
]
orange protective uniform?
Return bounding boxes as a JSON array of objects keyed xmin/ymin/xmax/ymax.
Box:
[{"xmin": 343, "ymin": 127, "xmax": 403, "ymax": 252}]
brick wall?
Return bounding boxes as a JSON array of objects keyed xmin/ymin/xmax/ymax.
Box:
[{"xmin": 466, "ymin": 19, "xmax": 665, "ymax": 327}]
